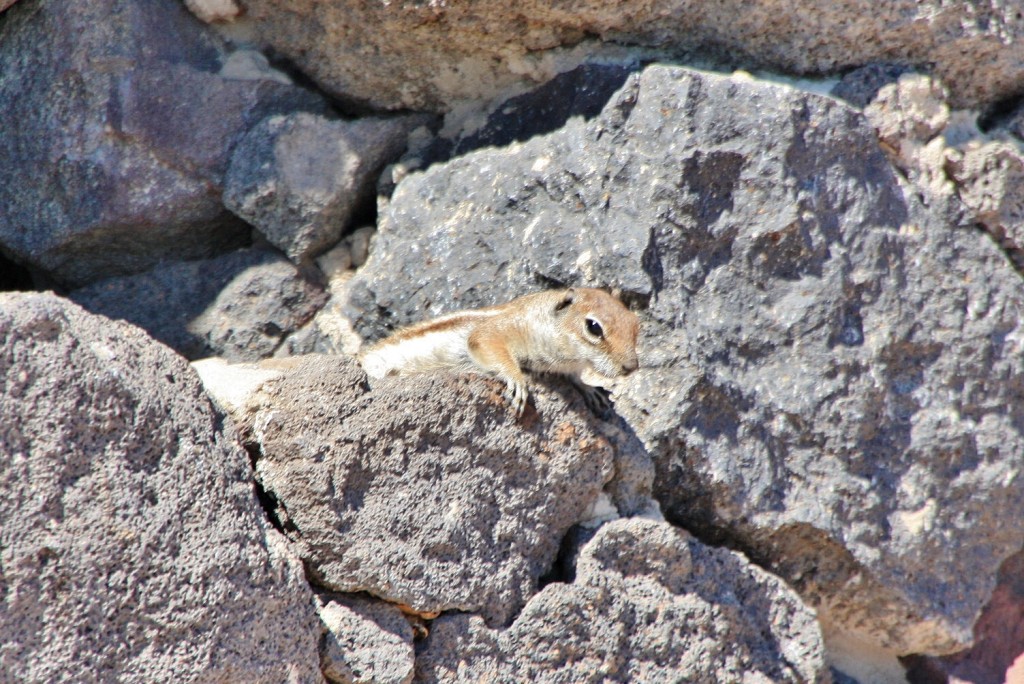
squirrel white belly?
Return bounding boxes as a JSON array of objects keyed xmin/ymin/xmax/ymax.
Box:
[{"xmin": 360, "ymin": 288, "xmax": 640, "ymax": 415}]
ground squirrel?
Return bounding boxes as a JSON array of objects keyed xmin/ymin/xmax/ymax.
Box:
[{"xmin": 360, "ymin": 288, "xmax": 640, "ymax": 416}]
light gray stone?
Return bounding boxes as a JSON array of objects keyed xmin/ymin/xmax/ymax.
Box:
[
  {"xmin": 224, "ymin": 113, "xmax": 429, "ymax": 263},
  {"xmin": 849, "ymin": 70, "xmax": 1024, "ymax": 274},
  {"xmin": 948, "ymin": 140, "xmax": 1024, "ymax": 264},
  {"xmin": 343, "ymin": 63, "xmax": 1024, "ymax": 655},
  {"xmin": 235, "ymin": 0, "xmax": 1024, "ymax": 111},
  {"xmin": 184, "ymin": 0, "xmax": 239, "ymax": 23},
  {"xmin": 0, "ymin": 292, "xmax": 322, "ymax": 683},
  {"xmin": 69, "ymin": 247, "xmax": 328, "ymax": 362},
  {"xmin": 317, "ymin": 594, "xmax": 413, "ymax": 684},
  {"xmin": 238, "ymin": 354, "xmax": 620, "ymax": 626},
  {"xmin": 0, "ymin": 0, "xmax": 329, "ymax": 287},
  {"xmin": 416, "ymin": 518, "xmax": 828, "ymax": 683}
]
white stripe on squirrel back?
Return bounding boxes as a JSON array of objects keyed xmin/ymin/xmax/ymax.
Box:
[{"xmin": 358, "ymin": 288, "xmax": 640, "ymax": 416}]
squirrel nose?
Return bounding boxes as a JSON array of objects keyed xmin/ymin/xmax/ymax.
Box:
[{"xmin": 621, "ymin": 354, "xmax": 639, "ymax": 375}]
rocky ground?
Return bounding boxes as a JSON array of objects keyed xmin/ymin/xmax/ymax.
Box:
[{"xmin": 2, "ymin": 0, "xmax": 1023, "ymax": 682}]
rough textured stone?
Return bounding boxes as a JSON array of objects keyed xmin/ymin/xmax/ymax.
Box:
[
  {"xmin": 184, "ymin": 0, "xmax": 239, "ymax": 23},
  {"xmin": 0, "ymin": 292, "xmax": 321, "ymax": 682},
  {"xmin": 191, "ymin": 357, "xmax": 290, "ymax": 417},
  {"xmin": 864, "ymin": 73, "xmax": 950, "ymax": 160},
  {"xmin": 0, "ymin": 0, "xmax": 329, "ymax": 287},
  {"xmin": 70, "ymin": 247, "xmax": 328, "ymax": 362},
  {"xmin": 852, "ymin": 71, "xmax": 1024, "ymax": 273},
  {"xmin": 858, "ymin": 73, "xmax": 961, "ymax": 213},
  {"xmin": 271, "ymin": 228, "xmax": 377, "ymax": 358},
  {"xmin": 1004, "ymin": 101, "xmax": 1024, "ymax": 144},
  {"xmin": 905, "ymin": 550, "xmax": 1024, "ymax": 684},
  {"xmin": 344, "ymin": 64, "xmax": 1024, "ymax": 655},
  {"xmin": 224, "ymin": 113, "xmax": 429, "ymax": 263},
  {"xmin": 416, "ymin": 518, "xmax": 828, "ymax": 683},
  {"xmin": 317, "ymin": 594, "xmax": 414, "ymax": 684},
  {"xmin": 238, "ymin": 354, "xmax": 620, "ymax": 626},
  {"xmin": 948, "ymin": 140, "xmax": 1024, "ymax": 256},
  {"xmin": 234, "ymin": 0, "xmax": 1024, "ymax": 111}
]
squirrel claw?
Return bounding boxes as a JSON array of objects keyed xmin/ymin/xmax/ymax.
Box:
[
  {"xmin": 572, "ymin": 379, "xmax": 614, "ymax": 418},
  {"xmin": 506, "ymin": 380, "xmax": 528, "ymax": 416}
]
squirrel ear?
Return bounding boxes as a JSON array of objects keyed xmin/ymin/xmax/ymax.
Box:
[
  {"xmin": 610, "ymin": 287, "xmax": 623, "ymax": 300},
  {"xmin": 554, "ymin": 289, "xmax": 575, "ymax": 313}
]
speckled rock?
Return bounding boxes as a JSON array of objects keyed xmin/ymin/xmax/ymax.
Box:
[
  {"xmin": 238, "ymin": 354, "xmax": 625, "ymax": 626},
  {"xmin": 0, "ymin": 292, "xmax": 321, "ymax": 682},
  {"xmin": 317, "ymin": 593, "xmax": 414, "ymax": 684},
  {"xmin": 343, "ymin": 63, "xmax": 1024, "ymax": 655},
  {"xmin": 224, "ymin": 113, "xmax": 429, "ymax": 263},
  {"xmin": 233, "ymin": 0, "xmax": 1024, "ymax": 111},
  {"xmin": 416, "ymin": 518, "xmax": 828, "ymax": 683},
  {"xmin": 70, "ymin": 247, "xmax": 328, "ymax": 362},
  {"xmin": 949, "ymin": 140, "xmax": 1024, "ymax": 257}
]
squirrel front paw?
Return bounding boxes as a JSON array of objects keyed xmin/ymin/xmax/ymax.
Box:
[
  {"xmin": 578, "ymin": 383, "xmax": 613, "ymax": 418},
  {"xmin": 505, "ymin": 379, "xmax": 528, "ymax": 417}
]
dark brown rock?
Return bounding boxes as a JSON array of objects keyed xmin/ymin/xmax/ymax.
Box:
[{"xmin": 235, "ymin": 0, "xmax": 1024, "ymax": 111}]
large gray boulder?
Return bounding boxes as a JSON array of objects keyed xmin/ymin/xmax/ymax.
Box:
[
  {"xmin": 232, "ymin": 0, "xmax": 1022, "ymax": 111},
  {"xmin": 343, "ymin": 64, "xmax": 1024, "ymax": 655},
  {"xmin": 224, "ymin": 113, "xmax": 430, "ymax": 264},
  {"xmin": 0, "ymin": 0, "xmax": 329, "ymax": 287},
  {"xmin": 416, "ymin": 518, "xmax": 828, "ymax": 683},
  {"xmin": 237, "ymin": 355, "xmax": 621, "ymax": 626},
  {"xmin": 0, "ymin": 293, "xmax": 322, "ymax": 682}
]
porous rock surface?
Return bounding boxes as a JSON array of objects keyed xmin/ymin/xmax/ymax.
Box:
[
  {"xmin": 842, "ymin": 69, "xmax": 1024, "ymax": 273},
  {"xmin": 0, "ymin": 292, "xmax": 322, "ymax": 682},
  {"xmin": 70, "ymin": 247, "xmax": 328, "ymax": 362},
  {"xmin": 224, "ymin": 112, "xmax": 429, "ymax": 263},
  {"xmin": 317, "ymin": 593, "xmax": 414, "ymax": 684},
  {"xmin": 343, "ymin": 63, "xmax": 1024, "ymax": 655},
  {"xmin": 950, "ymin": 140, "xmax": 1024, "ymax": 256},
  {"xmin": 239, "ymin": 354, "xmax": 617, "ymax": 626},
  {"xmin": 0, "ymin": 0, "xmax": 329, "ymax": 287},
  {"xmin": 234, "ymin": 0, "xmax": 1024, "ymax": 111},
  {"xmin": 416, "ymin": 518, "xmax": 828, "ymax": 683}
]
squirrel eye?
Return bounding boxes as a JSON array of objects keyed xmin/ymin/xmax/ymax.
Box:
[{"xmin": 585, "ymin": 318, "xmax": 604, "ymax": 338}]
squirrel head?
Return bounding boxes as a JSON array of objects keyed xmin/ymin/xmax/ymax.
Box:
[{"xmin": 555, "ymin": 288, "xmax": 640, "ymax": 377}]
